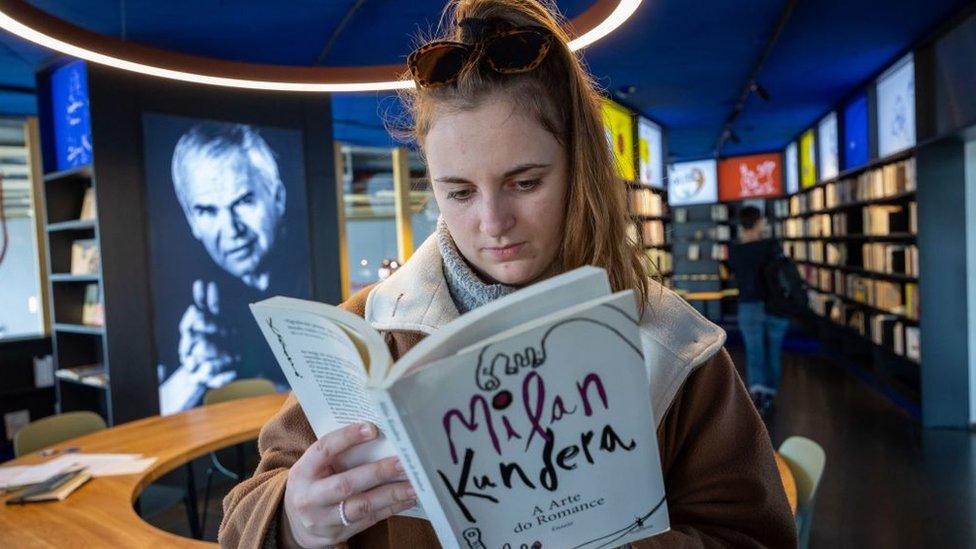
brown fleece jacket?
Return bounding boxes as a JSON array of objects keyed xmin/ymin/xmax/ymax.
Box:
[{"xmin": 220, "ymin": 290, "xmax": 796, "ymax": 549}]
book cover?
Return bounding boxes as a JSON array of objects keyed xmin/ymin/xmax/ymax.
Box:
[
  {"xmin": 377, "ymin": 290, "xmax": 668, "ymax": 548},
  {"xmin": 250, "ymin": 267, "xmax": 669, "ymax": 547}
]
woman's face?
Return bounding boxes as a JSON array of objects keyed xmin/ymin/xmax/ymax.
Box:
[{"xmin": 425, "ymin": 95, "xmax": 568, "ymax": 286}]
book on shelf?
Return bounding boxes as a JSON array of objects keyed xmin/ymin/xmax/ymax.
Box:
[
  {"xmin": 904, "ymin": 283, "xmax": 920, "ymax": 321},
  {"xmin": 646, "ymin": 249, "xmax": 672, "ymax": 274},
  {"xmin": 641, "ymin": 220, "xmax": 666, "ymax": 247},
  {"xmin": 687, "ymin": 243, "xmax": 700, "ymax": 261},
  {"xmin": 251, "ymin": 267, "xmax": 670, "ymax": 547},
  {"xmin": 863, "ymin": 205, "xmax": 910, "ymax": 235},
  {"xmin": 81, "ymin": 283, "xmax": 104, "ymax": 327},
  {"xmin": 55, "ymin": 363, "xmax": 106, "ymax": 381},
  {"xmin": 893, "ymin": 321, "xmax": 905, "ymax": 356},
  {"xmin": 710, "ymin": 204, "xmax": 729, "ymax": 221},
  {"xmin": 80, "ymin": 373, "xmax": 108, "ymax": 388},
  {"xmin": 708, "ymin": 225, "xmax": 731, "ymax": 241},
  {"xmin": 906, "ymin": 326, "xmax": 921, "ymax": 362},
  {"xmin": 710, "ymin": 243, "xmax": 728, "ymax": 261},
  {"xmin": 628, "ymin": 188, "xmax": 664, "ymax": 217},
  {"xmin": 79, "ymin": 187, "xmax": 96, "ymax": 221},
  {"xmin": 70, "ymin": 239, "xmax": 100, "ymax": 275},
  {"xmin": 870, "ymin": 315, "xmax": 899, "ymax": 348}
]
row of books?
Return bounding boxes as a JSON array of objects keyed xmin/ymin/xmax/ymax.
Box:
[
  {"xmin": 798, "ymin": 266, "xmax": 918, "ymax": 319},
  {"xmin": 628, "ymin": 187, "xmax": 665, "ymax": 217},
  {"xmin": 782, "ymin": 213, "xmax": 847, "ymax": 238},
  {"xmin": 687, "ymin": 243, "xmax": 728, "ymax": 261},
  {"xmin": 863, "ymin": 204, "xmax": 916, "ymax": 235},
  {"xmin": 862, "ymin": 243, "xmax": 919, "ymax": 277},
  {"xmin": 646, "ymin": 249, "xmax": 673, "ymax": 274},
  {"xmin": 826, "ymin": 157, "xmax": 916, "ymax": 206},
  {"xmin": 673, "ymin": 204, "xmax": 729, "ymax": 223},
  {"xmin": 682, "ymin": 225, "xmax": 731, "ymax": 242},
  {"xmin": 785, "ymin": 241, "xmax": 918, "ymax": 278},
  {"xmin": 786, "ymin": 158, "xmax": 916, "ymax": 216},
  {"xmin": 808, "ymin": 290, "xmax": 920, "ymax": 362},
  {"xmin": 783, "ymin": 240, "xmax": 846, "ymax": 265}
]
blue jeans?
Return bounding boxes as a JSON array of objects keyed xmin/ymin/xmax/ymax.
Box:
[{"xmin": 737, "ymin": 301, "xmax": 790, "ymax": 393}]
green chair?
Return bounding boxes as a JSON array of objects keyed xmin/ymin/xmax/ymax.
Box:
[
  {"xmin": 198, "ymin": 378, "xmax": 277, "ymax": 535},
  {"xmin": 14, "ymin": 411, "xmax": 107, "ymax": 457},
  {"xmin": 779, "ymin": 436, "xmax": 826, "ymax": 549}
]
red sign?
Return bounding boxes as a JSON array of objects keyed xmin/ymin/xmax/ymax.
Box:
[{"xmin": 718, "ymin": 153, "xmax": 783, "ymax": 201}]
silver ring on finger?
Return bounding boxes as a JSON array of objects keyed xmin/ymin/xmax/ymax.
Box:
[{"xmin": 338, "ymin": 499, "xmax": 351, "ymax": 527}]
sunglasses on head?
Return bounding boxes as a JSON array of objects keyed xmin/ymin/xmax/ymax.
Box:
[{"xmin": 408, "ymin": 24, "xmax": 554, "ymax": 88}]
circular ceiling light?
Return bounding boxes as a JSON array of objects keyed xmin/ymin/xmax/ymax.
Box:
[{"xmin": 0, "ymin": 0, "xmax": 642, "ymax": 93}]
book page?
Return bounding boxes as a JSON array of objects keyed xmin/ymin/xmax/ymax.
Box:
[
  {"xmin": 251, "ymin": 303, "xmax": 395, "ymax": 468},
  {"xmin": 382, "ymin": 266, "xmax": 611, "ymax": 386},
  {"xmin": 379, "ymin": 290, "xmax": 669, "ymax": 547}
]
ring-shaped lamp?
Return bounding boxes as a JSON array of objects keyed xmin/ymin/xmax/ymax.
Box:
[{"xmin": 0, "ymin": 0, "xmax": 642, "ymax": 92}]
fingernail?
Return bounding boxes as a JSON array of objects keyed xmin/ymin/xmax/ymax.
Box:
[
  {"xmin": 395, "ymin": 459, "xmax": 405, "ymax": 473},
  {"xmin": 361, "ymin": 423, "xmax": 375, "ymax": 437},
  {"xmin": 406, "ymin": 487, "xmax": 416, "ymax": 498}
]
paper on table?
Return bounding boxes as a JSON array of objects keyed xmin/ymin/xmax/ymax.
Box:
[
  {"xmin": 0, "ymin": 460, "xmax": 74, "ymax": 490},
  {"xmin": 43, "ymin": 453, "xmax": 155, "ymax": 477}
]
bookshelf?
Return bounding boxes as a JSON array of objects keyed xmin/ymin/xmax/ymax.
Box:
[
  {"xmin": 771, "ymin": 153, "xmax": 920, "ymax": 393},
  {"xmin": 626, "ymin": 182, "xmax": 673, "ymax": 284},
  {"xmin": 670, "ymin": 203, "xmax": 732, "ymax": 321},
  {"xmin": 41, "ymin": 165, "xmax": 112, "ymax": 422}
]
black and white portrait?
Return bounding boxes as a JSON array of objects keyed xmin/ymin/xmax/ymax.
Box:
[{"xmin": 143, "ymin": 113, "xmax": 311, "ymax": 415}]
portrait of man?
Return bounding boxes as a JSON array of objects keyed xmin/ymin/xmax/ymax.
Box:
[{"xmin": 143, "ymin": 114, "xmax": 311, "ymax": 415}]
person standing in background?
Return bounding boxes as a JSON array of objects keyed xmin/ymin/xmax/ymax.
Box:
[{"xmin": 728, "ymin": 206, "xmax": 794, "ymax": 416}]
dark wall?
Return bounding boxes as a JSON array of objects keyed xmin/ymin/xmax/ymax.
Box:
[
  {"xmin": 917, "ymin": 136, "xmax": 971, "ymax": 428},
  {"xmin": 85, "ymin": 65, "xmax": 340, "ymax": 423}
]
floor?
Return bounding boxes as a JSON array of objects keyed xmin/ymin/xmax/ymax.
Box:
[
  {"xmin": 728, "ymin": 345, "xmax": 976, "ymax": 549},
  {"xmin": 147, "ymin": 346, "xmax": 976, "ymax": 548}
]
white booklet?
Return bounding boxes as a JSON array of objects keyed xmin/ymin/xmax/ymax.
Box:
[{"xmin": 251, "ymin": 267, "xmax": 669, "ymax": 548}]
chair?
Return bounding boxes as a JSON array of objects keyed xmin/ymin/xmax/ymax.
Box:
[
  {"xmin": 778, "ymin": 436, "xmax": 826, "ymax": 549},
  {"xmin": 13, "ymin": 411, "xmax": 107, "ymax": 457},
  {"xmin": 198, "ymin": 379, "xmax": 277, "ymax": 535}
]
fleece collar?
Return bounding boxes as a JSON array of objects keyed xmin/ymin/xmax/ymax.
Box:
[{"xmin": 364, "ymin": 232, "xmax": 727, "ymax": 424}]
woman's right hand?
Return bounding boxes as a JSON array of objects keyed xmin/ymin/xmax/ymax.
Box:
[{"xmin": 280, "ymin": 422, "xmax": 417, "ymax": 548}]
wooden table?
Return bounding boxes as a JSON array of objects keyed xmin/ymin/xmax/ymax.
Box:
[
  {"xmin": 0, "ymin": 393, "xmax": 287, "ymax": 548},
  {"xmin": 775, "ymin": 452, "xmax": 798, "ymax": 515},
  {"xmin": 0, "ymin": 392, "xmax": 798, "ymax": 546}
]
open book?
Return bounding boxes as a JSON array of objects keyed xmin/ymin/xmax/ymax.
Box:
[{"xmin": 251, "ymin": 267, "xmax": 669, "ymax": 548}]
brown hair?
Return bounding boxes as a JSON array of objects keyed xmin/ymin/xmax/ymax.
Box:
[{"xmin": 400, "ymin": 0, "xmax": 654, "ymax": 310}]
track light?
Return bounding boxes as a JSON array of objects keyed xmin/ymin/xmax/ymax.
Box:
[{"xmin": 750, "ymin": 82, "xmax": 771, "ymax": 102}]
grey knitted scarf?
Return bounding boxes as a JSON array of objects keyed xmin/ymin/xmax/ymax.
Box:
[{"xmin": 437, "ymin": 220, "xmax": 518, "ymax": 314}]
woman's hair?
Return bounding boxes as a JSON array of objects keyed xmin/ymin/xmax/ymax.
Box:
[{"xmin": 399, "ymin": 0, "xmax": 655, "ymax": 310}]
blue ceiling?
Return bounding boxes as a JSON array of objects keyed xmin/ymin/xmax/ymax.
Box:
[{"xmin": 0, "ymin": 0, "xmax": 972, "ymax": 160}]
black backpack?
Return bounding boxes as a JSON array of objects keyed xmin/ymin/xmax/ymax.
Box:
[{"xmin": 762, "ymin": 250, "xmax": 809, "ymax": 316}]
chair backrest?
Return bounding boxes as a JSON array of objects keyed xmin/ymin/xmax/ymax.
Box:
[
  {"xmin": 204, "ymin": 378, "xmax": 276, "ymax": 406},
  {"xmin": 14, "ymin": 411, "xmax": 108, "ymax": 457},
  {"xmin": 779, "ymin": 436, "xmax": 826, "ymax": 512},
  {"xmin": 779, "ymin": 436, "xmax": 826, "ymax": 549}
]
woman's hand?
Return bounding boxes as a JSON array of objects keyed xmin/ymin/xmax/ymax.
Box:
[{"xmin": 280, "ymin": 422, "xmax": 417, "ymax": 548}]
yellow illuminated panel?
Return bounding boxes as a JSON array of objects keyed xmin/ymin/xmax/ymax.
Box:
[
  {"xmin": 601, "ymin": 99, "xmax": 636, "ymax": 182},
  {"xmin": 799, "ymin": 129, "xmax": 817, "ymax": 189}
]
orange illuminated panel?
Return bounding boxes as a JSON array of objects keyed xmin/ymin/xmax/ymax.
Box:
[{"xmin": 718, "ymin": 152, "xmax": 783, "ymax": 201}]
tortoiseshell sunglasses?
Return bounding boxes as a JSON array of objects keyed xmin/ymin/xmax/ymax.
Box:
[{"xmin": 407, "ymin": 26, "xmax": 554, "ymax": 88}]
